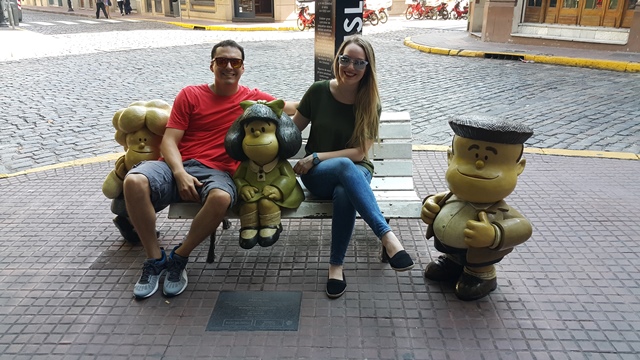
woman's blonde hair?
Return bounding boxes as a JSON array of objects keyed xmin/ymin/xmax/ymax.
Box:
[{"xmin": 333, "ymin": 35, "xmax": 381, "ymax": 156}]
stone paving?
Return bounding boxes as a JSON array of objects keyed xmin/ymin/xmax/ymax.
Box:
[{"xmin": 0, "ymin": 151, "xmax": 639, "ymax": 359}]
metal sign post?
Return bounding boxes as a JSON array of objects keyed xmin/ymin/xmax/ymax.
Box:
[{"xmin": 314, "ymin": 0, "xmax": 363, "ymax": 81}]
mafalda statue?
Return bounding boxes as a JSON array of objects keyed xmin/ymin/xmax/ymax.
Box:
[
  {"xmin": 421, "ymin": 115, "xmax": 534, "ymax": 301},
  {"xmin": 225, "ymin": 100, "xmax": 304, "ymax": 249}
]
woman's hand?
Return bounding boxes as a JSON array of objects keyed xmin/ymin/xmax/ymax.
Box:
[{"xmin": 293, "ymin": 155, "xmax": 314, "ymax": 175}]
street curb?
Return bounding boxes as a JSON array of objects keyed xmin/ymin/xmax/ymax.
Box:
[
  {"xmin": 166, "ymin": 21, "xmax": 296, "ymax": 32},
  {"xmin": 403, "ymin": 37, "xmax": 640, "ymax": 73},
  {"xmin": 1, "ymin": 147, "xmax": 637, "ymax": 179}
]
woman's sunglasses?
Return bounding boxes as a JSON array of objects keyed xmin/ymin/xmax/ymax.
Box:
[
  {"xmin": 212, "ymin": 57, "xmax": 244, "ymax": 69},
  {"xmin": 338, "ymin": 55, "xmax": 368, "ymax": 70}
]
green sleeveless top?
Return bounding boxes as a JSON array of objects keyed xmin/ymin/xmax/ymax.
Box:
[{"xmin": 297, "ymin": 80, "xmax": 375, "ymax": 174}]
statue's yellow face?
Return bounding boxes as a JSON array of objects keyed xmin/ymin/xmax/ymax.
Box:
[
  {"xmin": 126, "ymin": 128, "xmax": 162, "ymax": 154},
  {"xmin": 445, "ymin": 135, "xmax": 526, "ymax": 203},
  {"xmin": 242, "ymin": 120, "xmax": 279, "ymax": 165}
]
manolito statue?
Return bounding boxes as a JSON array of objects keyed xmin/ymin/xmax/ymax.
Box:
[{"xmin": 421, "ymin": 115, "xmax": 534, "ymax": 301}]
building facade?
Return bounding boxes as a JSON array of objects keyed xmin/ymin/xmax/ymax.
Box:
[{"xmin": 469, "ymin": 0, "xmax": 639, "ymax": 51}]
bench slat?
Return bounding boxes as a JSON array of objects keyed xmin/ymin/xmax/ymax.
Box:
[
  {"xmin": 168, "ymin": 199, "xmax": 421, "ymax": 220},
  {"xmin": 292, "ymin": 142, "xmax": 412, "ymax": 160},
  {"xmin": 287, "ymin": 159, "xmax": 414, "ymax": 177}
]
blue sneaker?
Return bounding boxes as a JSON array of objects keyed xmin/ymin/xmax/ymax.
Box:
[
  {"xmin": 133, "ymin": 249, "xmax": 167, "ymax": 299},
  {"xmin": 163, "ymin": 244, "xmax": 188, "ymax": 297}
]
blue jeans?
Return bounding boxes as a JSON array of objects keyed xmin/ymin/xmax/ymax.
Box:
[{"xmin": 301, "ymin": 157, "xmax": 391, "ymax": 265}]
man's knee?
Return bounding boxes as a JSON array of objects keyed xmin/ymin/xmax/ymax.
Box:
[
  {"xmin": 204, "ymin": 188, "xmax": 232, "ymax": 209},
  {"xmin": 123, "ymin": 174, "xmax": 150, "ymax": 198}
]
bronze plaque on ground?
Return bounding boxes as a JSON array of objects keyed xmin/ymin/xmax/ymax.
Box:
[{"xmin": 206, "ymin": 291, "xmax": 302, "ymax": 331}]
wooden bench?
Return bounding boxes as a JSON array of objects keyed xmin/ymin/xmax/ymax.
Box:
[{"xmin": 168, "ymin": 111, "xmax": 422, "ymax": 263}]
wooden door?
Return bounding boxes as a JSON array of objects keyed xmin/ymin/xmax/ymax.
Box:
[
  {"xmin": 525, "ymin": 0, "xmax": 544, "ymax": 22},
  {"xmin": 603, "ymin": 0, "xmax": 625, "ymax": 26},
  {"xmin": 545, "ymin": 0, "xmax": 559, "ymax": 22},
  {"xmin": 621, "ymin": 0, "xmax": 637, "ymax": 27},
  {"xmin": 558, "ymin": 0, "xmax": 579, "ymax": 23},
  {"xmin": 580, "ymin": 0, "xmax": 605, "ymax": 25}
]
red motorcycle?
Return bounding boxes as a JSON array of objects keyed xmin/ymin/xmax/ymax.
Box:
[
  {"xmin": 433, "ymin": 1, "xmax": 449, "ymax": 20},
  {"xmin": 405, "ymin": 0, "xmax": 431, "ymax": 20},
  {"xmin": 363, "ymin": 7, "xmax": 380, "ymax": 25},
  {"xmin": 450, "ymin": 1, "xmax": 468, "ymax": 20},
  {"xmin": 378, "ymin": 7, "xmax": 389, "ymax": 23},
  {"xmin": 296, "ymin": 5, "xmax": 315, "ymax": 31}
]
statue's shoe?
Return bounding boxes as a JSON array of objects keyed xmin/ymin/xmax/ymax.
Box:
[
  {"xmin": 423, "ymin": 255, "xmax": 464, "ymax": 282},
  {"xmin": 239, "ymin": 227, "xmax": 259, "ymax": 249},
  {"xmin": 454, "ymin": 272, "xmax": 497, "ymax": 301},
  {"xmin": 257, "ymin": 224, "xmax": 283, "ymax": 247}
]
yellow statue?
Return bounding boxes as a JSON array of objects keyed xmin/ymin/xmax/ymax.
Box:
[
  {"xmin": 102, "ymin": 100, "xmax": 171, "ymax": 199},
  {"xmin": 421, "ymin": 115, "xmax": 533, "ymax": 301}
]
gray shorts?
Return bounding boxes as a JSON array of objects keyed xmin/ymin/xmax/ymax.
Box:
[{"xmin": 126, "ymin": 159, "xmax": 237, "ymax": 211}]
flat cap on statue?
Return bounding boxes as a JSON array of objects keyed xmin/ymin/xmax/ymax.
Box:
[{"xmin": 449, "ymin": 115, "xmax": 534, "ymax": 145}]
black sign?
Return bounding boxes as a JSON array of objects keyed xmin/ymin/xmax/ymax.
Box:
[{"xmin": 314, "ymin": 0, "xmax": 364, "ymax": 81}]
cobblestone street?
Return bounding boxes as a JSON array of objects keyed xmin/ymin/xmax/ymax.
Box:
[{"xmin": 0, "ymin": 11, "xmax": 638, "ymax": 174}]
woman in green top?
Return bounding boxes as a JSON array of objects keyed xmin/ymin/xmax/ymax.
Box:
[{"xmin": 292, "ymin": 36, "xmax": 414, "ymax": 299}]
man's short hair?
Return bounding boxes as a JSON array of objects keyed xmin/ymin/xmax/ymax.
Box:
[
  {"xmin": 449, "ymin": 115, "xmax": 533, "ymax": 145},
  {"xmin": 211, "ymin": 40, "xmax": 245, "ymax": 60}
]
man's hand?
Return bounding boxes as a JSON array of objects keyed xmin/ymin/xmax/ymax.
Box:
[
  {"xmin": 464, "ymin": 211, "xmax": 496, "ymax": 248},
  {"xmin": 240, "ymin": 185, "xmax": 259, "ymax": 202},
  {"xmin": 174, "ymin": 170, "xmax": 202, "ymax": 202},
  {"xmin": 421, "ymin": 193, "xmax": 445, "ymax": 225},
  {"xmin": 262, "ymin": 185, "xmax": 282, "ymax": 201}
]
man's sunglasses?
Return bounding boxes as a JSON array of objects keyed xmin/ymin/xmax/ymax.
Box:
[
  {"xmin": 338, "ymin": 55, "xmax": 368, "ymax": 70},
  {"xmin": 212, "ymin": 57, "xmax": 244, "ymax": 69}
]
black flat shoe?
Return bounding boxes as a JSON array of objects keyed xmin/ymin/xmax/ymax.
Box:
[
  {"xmin": 381, "ymin": 246, "xmax": 415, "ymax": 272},
  {"xmin": 239, "ymin": 227, "xmax": 259, "ymax": 249},
  {"xmin": 257, "ymin": 223, "xmax": 283, "ymax": 247},
  {"xmin": 326, "ymin": 273, "xmax": 346, "ymax": 299}
]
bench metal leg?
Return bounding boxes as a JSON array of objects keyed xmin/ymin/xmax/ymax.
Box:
[{"xmin": 206, "ymin": 231, "xmax": 216, "ymax": 263}]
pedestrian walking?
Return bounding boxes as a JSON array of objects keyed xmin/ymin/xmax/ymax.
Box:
[
  {"xmin": 96, "ymin": 0, "xmax": 109, "ymax": 18},
  {"xmin": 124, "ymin": 0, "xmax": 132, "ymax": 14},
  {"xmin": 117, "ymin": 0, "xmax": 124, "ymax": 15}
]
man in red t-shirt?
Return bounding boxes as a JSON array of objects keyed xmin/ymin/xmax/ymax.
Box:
[{"xmin": 121, "ymin": 40, "xmax": 298, "ymax": 299}]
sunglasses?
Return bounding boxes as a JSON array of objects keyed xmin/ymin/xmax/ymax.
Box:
[
  {"xmin": 338, "ymin": 55, "xmax": 368, "ymax": 70},
  {"xmin": 212, "ymin": 57, "xmax": 244, "ymax": 69}
]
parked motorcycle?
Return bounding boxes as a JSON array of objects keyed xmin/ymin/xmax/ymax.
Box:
[
  {"xmin": 378, "ymin": 7, "xmax": 389, "ymax": 23},
  {"xmin": 450, "ymin": 1, "xmax": 468, "ymax": 20},
  {"xmin": 363, "ymin": 7, "xmax": 380, "ymax": 25},
  {"xmin": 433, "ymin": 1, "xmax": 449, "ymax": 20},
  {"xmin": 405, "ymin": 0, "xmax": 432, "ymax": 20},
  {"xmin": 296, "ymin": 5, "xmax": 315, "ymax": 31}
]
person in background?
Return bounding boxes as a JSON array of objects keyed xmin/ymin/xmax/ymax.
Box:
[
  {"xmin": 292, "ymin": 36, "xmax": 414, "ymax": 299},
  {"xmin": 117, "ymin": 0, "xmax": 124, "ymax": 15},
  {"xmin": 124, "ymin": 0, "xmax": 132, "ymax": 15},
  {"xmin": 95, "ymin": 0, "xmax": 108, "ymax": 18}
]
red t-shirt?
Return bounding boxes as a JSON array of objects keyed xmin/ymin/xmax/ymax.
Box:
[{"xmin": 165, "ymin": 84, "xmax": 275, "ymax": 175}]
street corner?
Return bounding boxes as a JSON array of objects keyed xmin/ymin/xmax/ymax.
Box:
[{"xmin": 403, "ymin": 36, "xmax": 457, "ymax": 56}]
